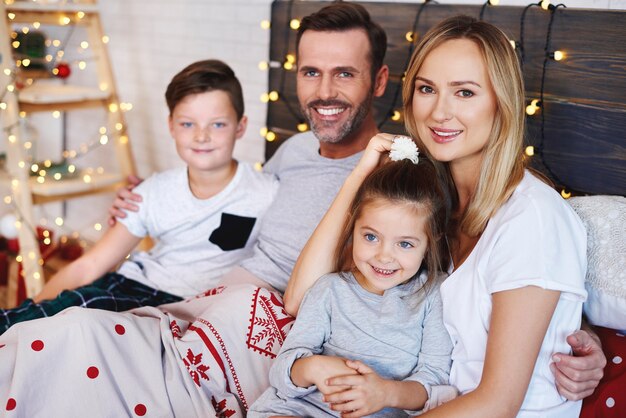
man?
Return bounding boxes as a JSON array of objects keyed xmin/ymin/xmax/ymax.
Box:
[{"xmin": 110, "ymin": 1, "xmax": 602, "ymax": 412}]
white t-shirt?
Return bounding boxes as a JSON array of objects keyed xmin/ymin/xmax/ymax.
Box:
[
  {"xmin": 117, "ymin": 162, "xmax": 278, "ymax": 298},
  {"xmin": 440, "ymin": 171, "xmax": 587, "ymax": 418}
]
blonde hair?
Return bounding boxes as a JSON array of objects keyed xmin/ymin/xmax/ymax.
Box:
[{"xmin": 403, "ymin": 15, "xmax": 526, "ymax": 237}]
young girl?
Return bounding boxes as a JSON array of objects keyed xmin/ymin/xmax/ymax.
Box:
[
  {"xmin": 286, "ymin": 15, "xmax": 588, "ymax": 418},
  {"xmin": 249, "ymin": 137, "xmax": 453, "ymax": 417}
]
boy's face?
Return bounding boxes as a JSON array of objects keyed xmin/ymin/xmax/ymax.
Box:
[{"xmin": 168, "ymin": 90, "xmax": 246, "ymax": 176}]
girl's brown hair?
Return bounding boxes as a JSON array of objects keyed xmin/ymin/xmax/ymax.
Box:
[{"xmin": 334, "ymin": 157, "xmax": 451, "ymax": 287}]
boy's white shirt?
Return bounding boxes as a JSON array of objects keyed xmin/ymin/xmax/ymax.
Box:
[{"xmin": 117, "ymin": 162, "xmax": 278, "ymax": 298}]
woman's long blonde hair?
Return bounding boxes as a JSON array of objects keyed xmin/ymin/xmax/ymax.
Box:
[{"xmin": 403, "ymin": 15, "xmax": 526, "ymax": 237}]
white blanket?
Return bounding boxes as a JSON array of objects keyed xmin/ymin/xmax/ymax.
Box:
[{"xmin": 0, "ymin": 283, "xmax": 294, "ymax": 417}]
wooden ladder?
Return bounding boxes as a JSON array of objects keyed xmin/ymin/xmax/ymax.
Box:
[{"xmin": 0, "ymin": 0, "xmax": 135, "ymax": 300}]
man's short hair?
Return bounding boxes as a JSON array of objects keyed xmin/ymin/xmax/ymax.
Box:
[
  {"xmin": 296, "ymin": 2, "xmax": 387, "ymax": 80},
  {"xmin": 165, "ymin": 59, "xmax": 244, "ymax": 119}
]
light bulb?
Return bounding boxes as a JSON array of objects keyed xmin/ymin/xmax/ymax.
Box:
[{"xmin": 525, "ymin": 146, "xmax": 535, "ymax": 156}]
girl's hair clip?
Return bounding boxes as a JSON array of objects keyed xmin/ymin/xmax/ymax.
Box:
[{"xmin": 389, "ymin": 135, "xmax": 419, "ymax": 164}]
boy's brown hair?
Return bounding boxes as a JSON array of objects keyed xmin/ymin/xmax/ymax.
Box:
[{"xmin": 165, "ymin": 59, "xmax": 244, "ymax": 119}]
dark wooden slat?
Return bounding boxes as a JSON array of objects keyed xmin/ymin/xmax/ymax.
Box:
[{"xmin": 267, "ymin": 1, "xmax": 626, "ymax": 196}]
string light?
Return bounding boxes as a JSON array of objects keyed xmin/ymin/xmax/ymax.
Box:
[
  {"xmin": 560, "ymin": 189, "xmax": 572, "ymax": 199},
  {"xmin": 391, "ymin": 110, "xmax": 402, "ymax": 121},
  {"xmin": 297, "ymin": 122, "xmax": 308, "ymax": 132},
  {"xmin": 265, "ymin": 131, "xmax": 277, "ymax": 142},
  {"xmin": 260, "ymin": 20, "xmax": 271, "ymax": 30},
  {"xmin": 405, "ymin": 32, "xmax": 415, "ymax": 42},
  {"xmin": 258, "ymin": 61, "xmax": 269, "ymax": 71},
  {"xmin": 289, "ymin": 19, "xmax": 300, "ymax": 30},
  {"xmin": 525, "ymin": 99, "xmax": 541, "ymax": 116},
  {"xmin": 525, "ymin": 146, "xmax": 535, "ymax": 156},
  {"xmin": 268, "ymin": 91, "xmax": 279, "ymax": 102},
  {"xmin": 549, "ymin": 50, "xmax": 565, "ymax": 61}
]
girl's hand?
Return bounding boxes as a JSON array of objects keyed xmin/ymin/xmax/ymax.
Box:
[
  {"xmin": 323, "ymin": 360, "xmax": 391, "ymax": 417},
  {"xmin": 291, "ymin": 355, "xmax": 358, "ymax": 395},
  {"xmin": 352, "ymin": 133, "xmax": 398, "ymax": 178}
]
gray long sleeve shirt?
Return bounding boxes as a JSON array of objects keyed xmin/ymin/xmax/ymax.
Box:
[{"xmin": 249, "ymin": 271, "xmax": 452, "ymax": 417}]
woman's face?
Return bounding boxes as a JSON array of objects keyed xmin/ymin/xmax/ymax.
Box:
[{"xmin": 411, "ymin": 38, "xmax": 497, "ymax": 171}]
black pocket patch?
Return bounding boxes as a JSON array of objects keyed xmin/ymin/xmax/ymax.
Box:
[{"xmin": 209, "ymin": 213, "xmax": 257, "ymax": 251}]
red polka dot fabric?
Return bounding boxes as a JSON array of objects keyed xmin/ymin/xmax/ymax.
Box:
[{"xmin": 580, "ymin": 327, "xmax": 626, "ymax": 418}]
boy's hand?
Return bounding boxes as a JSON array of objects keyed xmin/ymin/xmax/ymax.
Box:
[
  {"xmin": 324, "ymin": 360, "xmax": 390, "ymax": 417},
  {"xmin": 551, "ymin": 329, "xmax": 606, "ymax": 400},
  {"xmin": 107, "ymin": 175, "xmax": 144, "ymax": 226},
  {"xmin": 291, "ymin": 355, "xmax": 358, "ymax": 396}
]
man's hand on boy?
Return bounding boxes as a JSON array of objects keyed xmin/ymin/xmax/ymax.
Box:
[
  {"xmin": 107, "ymin": 175, "xmax": 144, "ymax": 226},
  {"xmin": 552, "ymin": 329, "xmax": 606, "ymax": 400}
]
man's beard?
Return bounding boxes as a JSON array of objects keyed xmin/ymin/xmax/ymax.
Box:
[{"xmin": 301, "ymin": 92, "xmax": 373, "ymax": 144}]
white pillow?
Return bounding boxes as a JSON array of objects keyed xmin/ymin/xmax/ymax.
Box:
[{"xmin": 568, "ymin": 195, "xmax": 626, "ymax": 332}]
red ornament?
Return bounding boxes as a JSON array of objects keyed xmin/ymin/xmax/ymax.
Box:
[{"xmin": 54, "ymin": 62, "xmax": 71, "ymax": 79}]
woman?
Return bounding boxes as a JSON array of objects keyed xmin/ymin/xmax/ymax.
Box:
[{"xmin": 285, "ymin": 15, "xmax": 588, "ymax": 417}]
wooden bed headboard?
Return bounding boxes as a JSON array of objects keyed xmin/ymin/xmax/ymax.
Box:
[{"xmin": 265, "ymin": 1, "xmax": 626, "ymax": 196}]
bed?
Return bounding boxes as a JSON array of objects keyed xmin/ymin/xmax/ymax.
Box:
[{"xmin": 0, "ymin": 1, "xmax": 624, "ymax": 417}]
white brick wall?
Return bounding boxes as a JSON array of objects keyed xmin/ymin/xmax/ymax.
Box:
[{"xmin": 2, "ymin": 0, "xmax": 623, "ymax": 239}]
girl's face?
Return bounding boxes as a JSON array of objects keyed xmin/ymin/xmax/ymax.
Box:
[
  {"xmin": 352, "ymin": 199, "xmax": 429, "ymax": 295},
  {"xmin": 411, "ymin": 38, "xmax": 497, "ymax": 171}
]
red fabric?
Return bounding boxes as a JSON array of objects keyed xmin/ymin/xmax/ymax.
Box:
[{"xmin": 580, "ymin": 326, "xmax": 626, "ymax": 418}]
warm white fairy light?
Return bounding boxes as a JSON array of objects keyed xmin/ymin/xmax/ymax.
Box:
[
  {"xmin": 78, "ymin": 61, "xmax": 87, "ymax": 70},
  {"xmin": 80, "ymin": 41, "xmax": 89, "ymax": 49},
  {"xmin": 52, "ymin": 110, "xmax": 61, "ymax": 118},
  {"xmin": 100, "ymin": 135, "xmax": 108, "ymax": 145},
  {"xmin": 55, "ymin": 217, "xmax": 64, "ymax": 226},
  {"xmin": 33, "ymin": 21, "xmax": 41, "ymax": 29},
  {"xmin": 289, "ymin": 19, "xmax": 300, "ymax": 30},
  {"xmin": 260, "ymin": 20, "xmax": 271, "ymax": 30},
  {"xmin": 12, "ymin": 40, "xmax": 20, "ymax": 48},
  {"xmin": 101, "ymin": 35, "xmax": 109, "ymax": 44},
  {"xmin": 94, "ymin": 223, "xmax": 102, "ymax": 231}
]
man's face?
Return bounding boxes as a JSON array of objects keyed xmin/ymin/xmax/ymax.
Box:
[{"xmin": 296, "ymin": 29, "xmax": 375, "ymax": 144}]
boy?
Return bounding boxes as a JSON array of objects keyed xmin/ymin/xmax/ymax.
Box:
[{"xmin": 0, "ymin": 59, "xmax": 278, "ymax": 334}]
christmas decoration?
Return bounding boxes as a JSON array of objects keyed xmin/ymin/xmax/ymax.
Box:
[{"xmin": 54, "ymin": 62, "xmax": 72, "ymax": 79}]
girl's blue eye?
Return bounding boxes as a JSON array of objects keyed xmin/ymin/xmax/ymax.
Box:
[
  {"xmin": 181, "ymin": 122, "xmax": 193, "ymax": 128},
  {"xmin": 399, "ymin": 241, "xmax": 414, "ymax": 249},
  {"xmin": 213, "ymin": 122, "xmax": 226, "ymax": 128},
  {"xmin": 364, "ymin": 233, "xmax": 377, "ymax": 242},
  {"xmin": 458, "ymin": 89, "xmax": 474, "ymax": 98}
]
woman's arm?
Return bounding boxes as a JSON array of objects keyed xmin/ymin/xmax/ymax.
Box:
[
  {"xmin": 34, "ymin": 223, "xmax": 142, "ymax": 302},
  {"xmin": 421, "ymin": 286, "xmax": 560, "ymax": 418},
  {"xmin": 283, "ymin": 134, "xmax": 395, "ymax": 316}
]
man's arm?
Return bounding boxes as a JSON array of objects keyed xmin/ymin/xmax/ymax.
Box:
[
  {"xmin": 107, "ymin": 175, "xmax": 144, "ymax": 226},
  {"xmin": 552, "ymin": 326, "xmax": 606, "ymax": 400}
]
